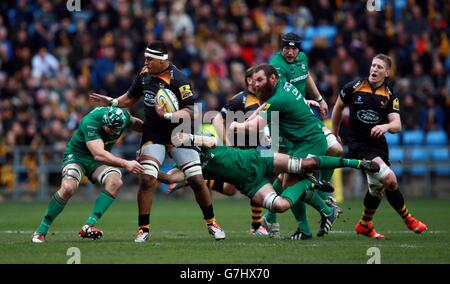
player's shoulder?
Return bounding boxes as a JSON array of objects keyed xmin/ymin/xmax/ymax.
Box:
[
  {"xmin": 139, "ymin": 66, "xmax": 150, "ymax": 75},
  {"xmin": 169, "ymin": 64, "xmax": 189, "ymax": 83},
  {"xmin": 269, "ymin": 51, "xmax": 284, "ymax": 65},
  {"xmin": 344, "ymin": 78, "xmax": 365, "ymax": 91},
  {"xmin": 298, "ymin": 51, "xmax": 308, "ymax": 61}
]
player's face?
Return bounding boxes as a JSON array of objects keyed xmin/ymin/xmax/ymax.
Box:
[
  {"xmin": 246, "ymin": 75, "xmax": 255, "ymax": 93},
  {"xmin": 253, "ymin": 70, "xmax": 274, "ymax": 102},
  {"xmin": 144, "ymin": 56, "xmax": 164, "ymax": 73},
  {"xmin": 282, "ymin": 46, "xmax": 299, "ymax": 63},
  {"xmin": 369, "ymin": 58, "xmax": 389, "ymax": 85}
]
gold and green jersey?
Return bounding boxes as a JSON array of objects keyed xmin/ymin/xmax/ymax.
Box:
[
  {"xmin": 65, "ymin": 107, "xmax": 131, "ymax": 157},
  {"xmin": 270, "ymin": 51, "xmax": 309, "ymax": 96}
]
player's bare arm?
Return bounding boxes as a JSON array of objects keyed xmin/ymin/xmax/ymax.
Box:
[
  {"xmin": 212, "ymin": 113, "xmax": 231, "ymax": 146},
  {"xmin": 371, "ymin": 113, "xmax": 402, "ymax": 139},
  {"xmin": 306, "ymin": 72, "xmax": 328, "ymax": 119},
  {"xmin": 86, "ymin": 139, "xmax": 144, "ymax": 174},
  {"xmin": 230, "ymin": 115, "xmax": 267, "ymax": 134},
  {"xmin": 130, "ymin": 116, "xmax": 144, "ymax": 133},
  {"xmin": 158, "ymin": 168, "xmax": 185, "ymax": 184},
  {"xmin": 331, "ymin": 96, "xmax": 346, "ymax": 143},
  {"xmin": 90, "ymin": 92, "xmax": 140, "ymax": 108},
  {"xmin": 171, "ymin": 132, "xmax": 218, "ymax": 148}
]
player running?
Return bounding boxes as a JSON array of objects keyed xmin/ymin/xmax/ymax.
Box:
[
  {"xmin": 90, "ymin": 41, "xmax": 225, "ymax": 242},
  {"xmin": 32, "ymin": 107, "xmax": 145, "ymax": 243},
  {"xmin": 332, "ymin": 54, "xmax": 427, "ymax": 239}
]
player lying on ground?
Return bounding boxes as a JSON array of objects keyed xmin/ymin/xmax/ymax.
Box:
[
  {"xmin": 157, "ymin": 132, "xmax": 380, "ymax": 237},
  {"xmin": 32, "ymin": 107, "xmax": 145, "ymax": 243}
]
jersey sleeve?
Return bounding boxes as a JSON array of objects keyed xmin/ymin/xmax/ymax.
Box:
[
  {"xmin": 339, "ymin": 79, "xmax": 359, "ymax": 105},
  {"xmin": 387, "ymin": 87, "xmax": 400, "ymax": 114},
  {"xmin": 174, "ymin": 77, "xmax": 197, "ymax": 109},
  {"xmin": 220, "ymin": 94, "xmax": 243, "ymax": 118},
  {"xmin": 126, "ymin": 72, "xmax": 144, "ymax": 99},
  {"xmin": 80, "ymin": 120, "xmax": 102, "ymax": 142}
]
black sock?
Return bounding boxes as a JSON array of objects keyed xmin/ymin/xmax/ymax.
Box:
[
  {"xmin": 359, "ymin": 191, "xmax": 382, "ymax": 226},
  {"xmin": 385, "ymin": 189, "xmax": 405, "ymax": 210},
  {"xmin": 138, "ymin": 214, "xmax": 150, "ymax": 232},
  {"xmin": 200, "ymin": 204, "xmax": 215, "ymax": 223}
]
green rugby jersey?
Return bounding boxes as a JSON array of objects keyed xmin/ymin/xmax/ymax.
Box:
[
  {"xmin": 65, "ymin": 107, "xmax": 131, "ymax": 157},
  {"xmin": 260, "ymin": 81, "xmax": 323, "ymax": 145},
  {"xmin": 270, "ymin": 50, "xmax": 309, "ymax": 96}
]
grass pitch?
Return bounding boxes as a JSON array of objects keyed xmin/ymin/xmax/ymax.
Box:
[{"xmin": 0, "ymin": 197, "xmax": 449, "ymax": 264}]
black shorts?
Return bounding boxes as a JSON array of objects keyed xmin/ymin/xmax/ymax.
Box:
[{"xmin": 345, "ymin": 137, "xmax": 390, "ymax": 166}]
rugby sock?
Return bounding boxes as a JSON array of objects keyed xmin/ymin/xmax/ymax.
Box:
[
  {"xmin": 385, "ymin": 189, "xmax": 411, "ymax": 221},
  {"xmin": 359, "ymin": 191, "xmax": 382, "ymax": 226},
  {"xmin": 290, "ymin": 201, "xmax": 311, "ymax": 234},
  {"xmin": 139, "ymin": 214, "xmax": 150, "ymax": 232},
  {"xmin": 281, "ymin": 179, "xmax": 312, "ymax": 234},
  {"xmin": 263, "ymin": 179, "xmax": 283, "ymax": 224},
  {"xmin": 86, "ymin": 190, "xmax": 115, "ymax": 226},
  {"xmin": 314, "ymin": 156, "xmax": 362, "ymax": 170},
  {"xmin": 201, "ymin": 204, "xmax": 216, "ymax": 225},
  {"xmin": 300, "ymin": 189, "xmax": 332, "ymax": 216},
  {"xmin": 250, "ymin": 200, "xmax": 263, "ymax": 230},
  {"xmin": 36, "ymin": 192, "xmax": 67, "ymax": 235}
]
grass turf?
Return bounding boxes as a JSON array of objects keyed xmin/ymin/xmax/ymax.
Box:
[{"xmin": 0, "ymin": 197, "xmax": 448, "ymax": 264}]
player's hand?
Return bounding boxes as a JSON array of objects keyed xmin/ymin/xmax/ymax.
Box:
[
  {"xmin": 306, "ymin": 100, "xmax": 320, "ymax": 108},
  {"xmin": 125, "ymin": 160, "xmax": 145, "ymax": 175},
  {"xmin": 318, "ymin": 100, "xmax": 329, "ymax": 120},
  {"xmin": 229, "ymin": 121, "xmax": 240, "ymax": 133},
  {"xmin": 371, "ymin": 124, "xmax": 389, "ymax": 139},
  {"xmin": 155, "ymin": 101, "xmax": 167, "ymax": 118},
  {"xmin": 171, "ymin": 132, "xmax": 190, "ymax": 146},
  {"xmin": 90, "ymin": 93, "xmax": 113, "ymax": 106}
]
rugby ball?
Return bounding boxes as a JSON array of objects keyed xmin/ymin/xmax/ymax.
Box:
[{"xmin": 156, "ymin": 88, "xmax": 179, "ymax": 113}]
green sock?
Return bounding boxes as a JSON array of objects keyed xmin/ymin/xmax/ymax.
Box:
[
  {"xmin": 300, "ymin": 189, "xmax": 332, "ymax": 216},
  {"xmin": 36, "ymin": 192, "xmax": 67, "ymax": 235},
  {"xmin": 290, "ymin": 200, "xmax": 311, "ymax": 234},
  {"xmin": 315, "ymin": 156, "xmax": 362, "ymax": 170},
  {"xmin": 264, "ymin": 179, "xmax": 283, "ymax": 224},
  {"xmin": 86, "ymin": 190, "xmax": 116, "ymax": 225}
]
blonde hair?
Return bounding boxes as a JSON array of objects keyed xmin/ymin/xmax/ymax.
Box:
[{"xmin": 374, "ymin": 54, "xmax": 393, "ymax": 70}]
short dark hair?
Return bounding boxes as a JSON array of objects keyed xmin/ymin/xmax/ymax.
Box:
[
  {"xmin": 374, "ymin": 53, "xmax": 392, "ymax": 70},
  {"xmin": 146, "ymin": 41, "xmax": 168, "ymax": 54},
  {"xmin": 253, "ymin": 64, "xmax": 279, "ymax": 79}
]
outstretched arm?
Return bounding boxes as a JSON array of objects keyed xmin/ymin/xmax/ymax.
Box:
[
  {"xmin": 171, "ymin": 132, "xmax": 218, "ymax": 148},
  {"xmin": 90, "ymin": 92, "xmax": 140, "ymax": 108},
  {"xmin": 158, "ymin": 168, "xmax": 185, "ymax": 184},
  {"xmin": 86, "ymin": 139, "xmax": 144, "ymax": 174}
]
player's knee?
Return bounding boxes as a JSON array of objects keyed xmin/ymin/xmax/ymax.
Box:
[
  {"xmin": 272, "ymin": 198, "xmax": 290, "ymax": 212},
  {"xmin": 140, "ymin": 175, "xmax": 157, "ymax": 191},
  {"xmin": 222, "ymin": 184, "xmax": 237, "ymax": 196},
  {"xmin": 327, "ymin": 143, "xmax": 343, "ymax": 157},
  {"xmin": 383, "ymin": 174, "xmax": 398, "ymax": 191},
  {"xmin": 104, "ymin": 177, "xmax": 123, "ymax": 195},
  {"xmin": 59, "ymin": 180, "xmax": 77, "ymax": 199}
]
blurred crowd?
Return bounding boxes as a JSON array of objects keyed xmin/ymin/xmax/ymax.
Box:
[{"xmin": 0, "ymin": 0, "xmax": 449, "ymax": 191}]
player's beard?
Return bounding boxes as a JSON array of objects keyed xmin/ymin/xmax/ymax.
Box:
[{"xmin": 256, "ymin": 81, "xmax": 275, "ymax": 103}]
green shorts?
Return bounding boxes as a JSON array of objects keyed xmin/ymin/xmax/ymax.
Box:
[
  {"xmin": 63, "ymin": 151, "xmax": 103, "ymax": 183},
  {"xmin": 236, "ymin": 151, "xmax": 274, "ymax": 198},
  {"xmin": 289, "ymin": 135, "xmax": 328, "ymax": 158}
]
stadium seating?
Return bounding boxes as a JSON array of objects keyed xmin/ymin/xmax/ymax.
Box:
[
  {"xmin": 385, "ymin": 132, "xmax": 400, "ymax": 146},
  {"xmin": 402, "ymin": 129, "xmax": 425, "ymax": 146},
  {"xmin": 430, "ymin": 147, "xmax": 450, "ymax": 176},
  {"xmin": 409, "ymin": 147, "xmax": 428, "ymax": 176},
  {"xmin": 425, "ymin": 130, "xmax": 448, "ymax": 146},
  {"xmin": 389, "ymin": 146, "xmax": 404, "ymax": 176}
]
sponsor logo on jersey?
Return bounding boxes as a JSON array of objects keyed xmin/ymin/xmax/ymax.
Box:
[
  {"xmin": 290, "ymin": 74, "xmax": 308, "ymax": 83},
  {"xmin": 352, "ymin": 80, "xmax": 362, "ymax": 89},
  {"xmin": 355, "ymin": 96, "xmax": 364, "ymax": 104},
  {"xmin": 393, "ymin": 98, "xmax": 400, "ymax": 111},
  {"xmin": 143, "ymin": 90, "xmax": 155, "ymax": 106},
  {"xmin": 357, "ymin": 109, "xmax": 382, "ymax": 124},
  {"xmin": 283, "ymin": 82, "xmax": 293, "ymax": 92},
  {"xmin": 179, "ymin": 85, "xmax": 193, "ymax": 100}
]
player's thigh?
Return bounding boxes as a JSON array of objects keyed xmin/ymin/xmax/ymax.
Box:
[
  {"xmin": 370, "ymin": 156, "xmax": 398, "ymax": 190},
  {"xmin": 139, "ymin": 143, "xmax": 166, "ymax": 179},
  {"xmin": 60, "ymin": 163, "xmax": 84, "ymax": 196},
  {"xmin": 170, "ymin": 147, "xmax": 203, "ymax": 179}
]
